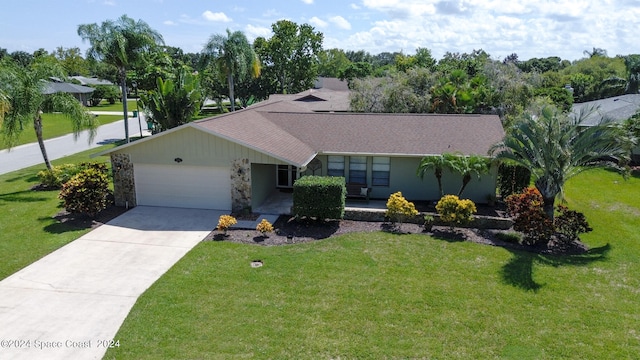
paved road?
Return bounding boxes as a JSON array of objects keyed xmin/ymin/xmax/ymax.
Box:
[{"xmin": 0, "ymin": 114, "xmax": 149, "ymax": 175}]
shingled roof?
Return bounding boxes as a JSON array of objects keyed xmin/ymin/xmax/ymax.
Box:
[
  {"xmin": 99, "ymin": 80, "xmax": 505, "ymax": 167},
  {"xmin": 193, "ymin": 100, "xmax": 504, "ymax": 167}
]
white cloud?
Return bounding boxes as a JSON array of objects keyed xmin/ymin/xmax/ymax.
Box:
[
  {"xmin": 262, "ymin": 9, "xmax": 280, "ymax": 18},
  {"xmin": 163, "ymin": 20, "xmax": 177, "ymax": 26},
  {"xmin": 103, "ymin": 0, "xmax": 116, "ymax": 5},
  {"xmin": 362, "ymin": 0, "xmax": 437, "ymax": 18},
  {"xmin": 351, "ymin": 3, "xmax": 361, "ymax": 10},
  {"xmin": 301, "ymin": 0, "xmax": 314, "ymax": 4},
  {"xmin": 245, "ymin": 24, "xmax": 272, "ymax": 40},
  {"xmin": 309, "ymin": 16, "xmax": 328, "ymax": 28},
  {"xmin": 329, "ymin": 16, "xmax": 351, "ymax": 30},
  {"xmin": 202, "ymin": 11, "xmax": 232, "ymax": 23}
]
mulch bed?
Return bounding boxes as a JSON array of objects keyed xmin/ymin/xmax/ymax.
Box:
[
  {"xmin": 203, "ymin": 215, "xmax": 589, "ymax": 255},
  {"xmin": 49, "ymin": 200, "xmax": 587, "ymax": 255}
]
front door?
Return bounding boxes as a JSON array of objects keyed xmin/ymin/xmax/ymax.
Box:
[{"xmin": 277, "ymin": 165, "xmax": 298, "ymax": 188}]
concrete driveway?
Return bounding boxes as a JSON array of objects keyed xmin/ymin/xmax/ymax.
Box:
[{"xmin": 0, "ymin": 206, "xmax": 221, "ymax": 360}]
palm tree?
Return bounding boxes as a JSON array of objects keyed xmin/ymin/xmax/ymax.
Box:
[
  {"xmin": 583, "ymin": 47, "xmax": 607, "ymax": 58},
  {"xmin": 0, "ymin": 89, "xmax": 9, "ymax": 120},
  {"xmin": 490, "ymin": 103, "xmax": 632, "ymax": 220},
  {"xmin": 78, "ymin": 15, "xmax": 164, "ymax": 143},
  {"xmin": 445, "ymin": 153, "xmax": 491, "ymax": 197},
  {"xmin": 416, "ymin": 154, "xmax": 451, "ymax": 197},
  {"xmin": 202, "ymin": 29, "xmax": 260, "ymax": 112},
  {"xmin": 0, "ymin": 57, "xmax": 97, "ymax": 170}
]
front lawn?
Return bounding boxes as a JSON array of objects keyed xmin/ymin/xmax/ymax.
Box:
[
  {"xmin": 0, "ymin": 114, "xmax": 122, "ymax": 150},
  {"xmin": 0, "ymin": 144, "xmax": 118, "ymax": 280},
  {"xmin": 90, "ymin": 99, "xmax": 138, "ymax": 112},
  {"xmin": 105, "ymin": 168, "xmax": 640, "ymax": 359}
]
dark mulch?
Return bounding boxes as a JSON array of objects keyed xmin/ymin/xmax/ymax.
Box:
[
  {"xmin": 53, "ymin": 204, "xmax": 129, "ymax": 230},
  {"xmin": 46, "ymin": 191, "xmax": 584, "ymax": 256},
  {"xmin": 204, "ymin": 215, "xmax": 589, "ymax": 255}
]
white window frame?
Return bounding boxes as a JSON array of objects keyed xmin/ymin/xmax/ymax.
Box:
[
  {"xmin": 349, "ymin": 156, "xmax": 367, "ymax": 184},
  {"xmin": 372, "ymin": 156, "xmax": 390, "ymax": 187},
  {"xmin": 327, "ymin": 155, "xmax": 345, "ymax": 177}
]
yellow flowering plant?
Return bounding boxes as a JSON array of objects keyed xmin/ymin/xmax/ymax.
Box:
[
  {"xmin": 435, "ymin": 195, "xmax": 476, "ymax": 229},
  {"xmin": 217, "ymin": 215, "xmax": 237, "ymax": 235},
  {"xmin": 256, "ymin": 219, "xmax": 274, "ymax": 237},
  {"xmin": 385, "ymin": 191, "xmax": 419, "ymax": 231}
]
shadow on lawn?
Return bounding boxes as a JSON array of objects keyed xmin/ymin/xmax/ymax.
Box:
[
  {"xmin": 3, "ymin": 173, "xmax": 40, "ymax": 183},
  {"xmin": 502, "ymin": 243, "xmax": 611, "ymax": 291},
  {"xmin": 0, "ymin": 190, "xmax": 49, "ymax": 203}
]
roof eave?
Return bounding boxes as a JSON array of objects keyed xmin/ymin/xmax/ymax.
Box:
[{"xmin": 192, "ymin": 123, "xmax": 316, "ymax": 167}]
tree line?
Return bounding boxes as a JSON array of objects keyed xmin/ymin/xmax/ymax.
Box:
[{"xmin": 2, "ymin": 14, "xmax": 639, "ymax": 170}]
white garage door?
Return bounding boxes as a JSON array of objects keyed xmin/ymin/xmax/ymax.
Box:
[{"xmin": 134, "ymin": 164, "xmax": 231, "ymax": 210}]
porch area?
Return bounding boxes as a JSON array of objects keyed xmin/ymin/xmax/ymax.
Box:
[
  {"xmin": 253, "ymin": 189, "xmax": 387, "ymax": 215},
  {"xmin": 253, "ymin": 189, "xmax": 512, "ymax": 230}
]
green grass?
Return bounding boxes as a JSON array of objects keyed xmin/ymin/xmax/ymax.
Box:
[
  {"xmin": 0, "ymin": 114, "xmax": 122, "ymax": 150},
  {"xmin": 0, "ymin": 144, "xmax": 117, "ymax": 280},
  {"xmin": 104, "ymin": 168, "xmax": 640, "ymax": 359},
  {"xmin": 90, "ymin": 100, "xmax": 138, "ymax": 113}
]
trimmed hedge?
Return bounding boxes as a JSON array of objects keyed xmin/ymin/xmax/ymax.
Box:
[{"xmin": 292, "ymin": 176, "xmax": 346, "ymax": 220}]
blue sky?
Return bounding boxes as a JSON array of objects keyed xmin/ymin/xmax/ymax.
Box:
[{"xmin": 2, "ymin": 0, "xmax": 639, "ymax": 61}]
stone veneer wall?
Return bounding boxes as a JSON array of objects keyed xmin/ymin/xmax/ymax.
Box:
[
  {"xmin": 231, "ymin": 159, "xmax": 251, "ymax": 212},
  {"xmin": 110, "ymin": 153, "xmax": 136, "ymax": 207}
]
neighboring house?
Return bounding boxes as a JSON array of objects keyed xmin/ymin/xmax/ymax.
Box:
[
  {"xmin": 573, "ymin": 94, "xmax": 640, "ymax": 161},
  {"xmin": 96, "ymin": 83, "xmax": 504, "ymax": 213},
  {"xmin": 69, "ymin": 76, "xmax": 114, "ymax": 86},
  {"xmin": 42, "ymin": 81, "xmax": 94, "ymax": 106},
  {"xmin": 573, "ymin": 94, "xmax": 640, "ymax": 126}
]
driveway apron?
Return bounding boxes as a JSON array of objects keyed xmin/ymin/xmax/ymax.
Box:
[{"xmin": 0, "ymin": 206, "xmax": 220, "ymax": 360}]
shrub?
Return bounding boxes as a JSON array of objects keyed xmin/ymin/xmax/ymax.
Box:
[
  {"xmin": 554, "ymin": 205, "xmax": 592, "ymax": 244},
  {"xmin": 256, "ymin": 219, "xmax": 274, "ymax": 237},
  {"xmin": 89, "ymin": 84, "xmax": 120, "ymax": 106},
  {"xmin": 38, "ymin": 162, "xmax": 108, "ymax": 189},
  {"xmin": 505, "ymin": 187, "xmax": 554, "ymax": 245},
  {"xmin": 435, "ymin": 195, "xmax": 476, "ymax": 228},
  {"xmin": 423, "ymin": 214, "xmax": 435, "ymax": 232},
  {"xmin": 216, "ymin": 215, "xmax": 237, "ymax": 235},
  {"xmin": 385, "ymin": 191, "xmax": 419, "ymax": 231},
  {"xmin": 38, "ymin": 164, "xmax": 83, "ymax": 188},
  {"xmin": 497, "ymin": 163, "xmax": 531, "ymax": 198},
  {"xmin": 292, "ymin": 176, "xmax": 346, "ymax": 220},
  {"xmin": 58, "ymin": 167, "xmax": 111, "ymax": 217}
]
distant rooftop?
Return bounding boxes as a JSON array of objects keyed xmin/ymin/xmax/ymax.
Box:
[
  {"xmin": 573, "ymin": 94, "xmax": 640, "ymax": 126},
  {"xmin": 69, "ymin": 76, "xmax": 114, "ymax": 86}
]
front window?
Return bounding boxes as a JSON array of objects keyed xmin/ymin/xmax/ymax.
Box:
[
  {"xmin": 349, "ymin": 156, "xmax": 367, "ymax": 184},
  {"xmin": 372, "ymin": 157, "xmax": 390, "ymax": 186},
  {"xmin": 327, "ymin": 156, "xmax": 345, "ymax": 177}
]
